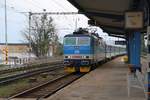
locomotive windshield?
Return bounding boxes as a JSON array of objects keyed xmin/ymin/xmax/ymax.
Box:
[
  {"xmin": 78, "ymin": 37, "xmax": 90, "ymax": 45},
  {"xmin": 64, "ymin": 37, "xmax": 76, "ymax": 45},
  {"xmin": 64, "ymin": 37, "xmax": 90, "ymax": 46}
]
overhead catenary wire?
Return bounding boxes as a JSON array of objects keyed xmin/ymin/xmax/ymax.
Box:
[
  {"xmin": 7, "ymin": 0, "xmax": 32, "ymax": 13},
  {"xmin": 0, "ymin": 3, "xmax": 28, "ymax": 24},
  {"xmin": 53, "ymin": 0, "xmax": 78, "ymax": 28},
  {"xmin": 0, "ymin": 1, "xmax": 29, "ymax": 45},
  {"xmin": 1, "ymin": 0, "xmax": 84, "ymax": 36},
  {"xmin": 2, "ymin": 4, "xmax": 78, "ymax": 29},
  {"xmin": 0, "ymin": 2, "xmax": 28, "ymax": 17},
  {"xmin": 30, "ymin": 0, "xmax": 75, "ymax": 30},
  {"xmin": 0, "ymin": 4, "xmax": 28, "ymax": 26},
  {"xmin": 51, "ymin": 0, "xmax": 83, "ymax": 29},
  {"xmin": 51, "ymin": 0, "xmax": 69, "ymax": 11},
  {"xmin": 25, "ymin": 0, "xmax": 44, "ymax": 10},
  {"xmin": 47, "ymin": 0, "xmax": 77, "ymax": 29},
  {"xmin": 5, "ymin": 0, "xmax": 79, "ymax": 30}
]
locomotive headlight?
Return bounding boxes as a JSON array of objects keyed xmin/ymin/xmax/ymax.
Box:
[
  {"xmin": 82, "ymin": 56, "xmax": 90, "ymax": 59},
  {"xmin": 68, "ymin": 56, "xmax": 71, "ymax": 58},
  {"xmin": 86, "ymin": 56, "xmax": 89, "ymax": 59},
  {"xmin": 65, "ymin": 56, "xmax": 71, "ymax": 59},
  {"xmin": 65, "ymin": 56, "xmax": 68, "ymax": 58},
  {"xmin": 82, "ymin": 56, "xmax": 86, "ymax": 59}
]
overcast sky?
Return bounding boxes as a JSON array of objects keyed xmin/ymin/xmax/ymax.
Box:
[{"xmin": 0, "ymin": 0, "xmax": 119, "ymax": 45}]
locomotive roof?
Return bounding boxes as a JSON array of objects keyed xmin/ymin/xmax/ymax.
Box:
[
  {"xmin": 64, "ymin": 34, "xmax": 91, "ymax": 37},
  {"xmin": 64, "ymin": 33, "xmax": 102, "ymax": 40}
]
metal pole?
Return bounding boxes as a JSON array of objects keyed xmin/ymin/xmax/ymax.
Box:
[
  {"xmin": 43, "ymin": 9, "xmax": 47, "ymax": 56},
  {"xmin": 4, "ymin": 0, "xmax": 7, "ymax": 46},
  {"xmin": 75, "ymin": 17, "xmax": 78, "ymax": 30},
  {"xmin": 29, "ymin": 12, "xmax": 32, "ymax": 58},
  {"xmin": 4, "ymin": 0, "xmax": 8, "ymax": 64}
]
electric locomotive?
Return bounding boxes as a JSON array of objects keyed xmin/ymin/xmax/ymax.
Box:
[{"xmin": 63, "ymin": 28, "xmax": 106, "ymax": 73}]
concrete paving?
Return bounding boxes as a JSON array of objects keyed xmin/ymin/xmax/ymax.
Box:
[{"xmin": 47, "ymin": 57, "xmax": 146, "ymax": 100}]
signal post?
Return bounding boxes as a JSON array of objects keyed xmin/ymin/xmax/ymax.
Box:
[{"xmin": 2, "ymin": 47, "xmax": 8, "ymax": 64}]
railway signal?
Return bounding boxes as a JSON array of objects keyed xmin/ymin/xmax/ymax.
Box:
[{"xmin": 2, "ymin": 47, "xmax": 8, "ymax": 64}]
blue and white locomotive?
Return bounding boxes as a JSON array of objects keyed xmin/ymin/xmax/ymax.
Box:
[{"xmin": 63, "ymin": 28, "xmax": 106, "ymax": 72}]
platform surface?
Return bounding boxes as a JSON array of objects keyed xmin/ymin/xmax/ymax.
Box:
[{"xmin": 48, "ymin": 57, "xmax": 145, "ymax": 100}]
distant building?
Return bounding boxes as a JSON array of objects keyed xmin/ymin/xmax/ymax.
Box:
[
  {"xmin": 0, "ymin": 43, "xmax": 29, "ymax": 53},
  {"xmin": 0, "ymin": 43, "xmax": 56, "ymax": 58},
  {"xmin": 0, "ymin": 43, "xmax": 30, "ymax": 62}
]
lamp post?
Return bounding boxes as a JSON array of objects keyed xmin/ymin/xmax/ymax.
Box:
[
  {"xmin": 4, "ymin": 0, "xmax": 7, "ymax": 46},
  {"xmin": 28, "ymin": 12, "xmax": 32, "ymax": 58},
  {"xmin": 4, "ymin": 0, "xmax": 8, "ymax": 64}
]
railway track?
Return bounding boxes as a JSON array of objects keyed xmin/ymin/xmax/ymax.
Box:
[
  {"xmin": 0, "ymin": 61, "xmax": 62, "ymax": 75},
  {"xmin": 0, "ymin": 64, "xmax": 63, "ymax": 85},
  {"xmin": 8, "ymin": 73, "xmax": 84, "ymax": 99},
  {"xmin": 5, "ymin": 55, "xmax": 124, "ymax": 99}
]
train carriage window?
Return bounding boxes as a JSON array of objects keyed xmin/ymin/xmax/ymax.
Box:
[
  {"xmin": 64, "ymin": 37, "xmax": 76, "ymax": 45},
  {"xmin": 78, "ymin": 37, "xmax": 90, "ymax": 46}
]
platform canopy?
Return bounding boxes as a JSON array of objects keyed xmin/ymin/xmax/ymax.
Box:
[{"xmin": 67, "ymin": 0, "xmax": 149, "ymax": 38}]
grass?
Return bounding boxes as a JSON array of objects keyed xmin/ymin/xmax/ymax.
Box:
[
  {"xmin": 0, "ymin": 67, "xmax": 64, "ymax": 98},
  {"xmin": 0, "ymin": 79, "xmax": 28, "ymax": 97},
  {"xmin": 0, "ymin": 64, "xmax": 6, "ymax": 67},
  {"xmin": 0, "ymin": 74, "xmax": 54, "ymax": 98}
]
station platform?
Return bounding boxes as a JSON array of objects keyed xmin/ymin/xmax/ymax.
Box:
[{"xmin": 48, "ymin": 57, "xmax": 146, "ymax": 100}]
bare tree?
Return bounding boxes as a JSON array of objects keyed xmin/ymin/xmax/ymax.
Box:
[{"xmin": 23, "ymin": 14, "xmax": 58, "ymax": 57}]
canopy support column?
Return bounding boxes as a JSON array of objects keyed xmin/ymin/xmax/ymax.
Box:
[
  {"xmin": 147, "ymin": 26, "xmax": 150, "ymax": 100},
  {"xmin": 128, "ymin": 32, "xmax": 141, "ymax": 72}
]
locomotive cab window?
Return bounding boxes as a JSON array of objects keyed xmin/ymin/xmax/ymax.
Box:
[
  {"xmin": 64, "ymin": 37, "xmax": 76, "ymax": 45},
  {"xmin": 78, "ymin": 37, "xmax": 90, "ymax": 46}
]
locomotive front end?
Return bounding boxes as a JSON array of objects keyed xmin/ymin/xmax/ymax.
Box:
[{"xmin": 63, "ymin": 35, "xmax": 92, "ymax": 73}]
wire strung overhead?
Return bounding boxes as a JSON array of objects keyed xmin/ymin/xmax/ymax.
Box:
[
  {"xmin": 25, "ymin": 0, "xmax": 44, "ymax": 10},
  {"xmin": 47, "ymin": 0, "xmax": 78, "ymax": 29},
  {"xmin": 0, "ymin": 0, "xmax": 84, "ymax": 31}
]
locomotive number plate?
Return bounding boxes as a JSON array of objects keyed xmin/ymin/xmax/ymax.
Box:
[{"xmin": 72, "ymin": 55, "xmax": 81, "ymax": 58}]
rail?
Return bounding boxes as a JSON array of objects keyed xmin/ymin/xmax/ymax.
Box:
[
  {"xmin": 8, "ymin": 73, "xmax": 84, "ymax": 99},
  {"xmin": 0, "ymin": 64, "xmax": 63, "ymax": 85}
]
